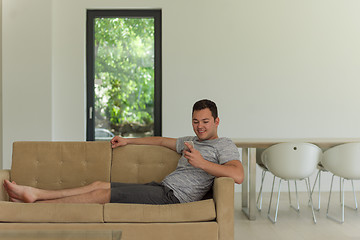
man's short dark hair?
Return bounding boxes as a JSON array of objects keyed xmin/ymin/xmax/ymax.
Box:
[{"xmin": 192, "ymin": 99, "xmax": 218, "ymax": 120}]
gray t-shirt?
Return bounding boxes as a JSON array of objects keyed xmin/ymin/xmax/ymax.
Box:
[{"xmin": 162, "ymin": 136, "xmax": 240, "ymax": 203}]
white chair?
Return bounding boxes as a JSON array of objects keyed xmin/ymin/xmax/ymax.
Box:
[
  {"xmin": 322, "ymin": 143, "xmax": 360, "ymax": 223},
  {"xmin": 257, "ymin": 148, "xmax": 300, "ymax": 212},
  {"xmin": 262, "ymin": 142, "xmax": 322, "ymax": 223},
  {"xmin": 311, "ymin": 162, "xmax": 357, "ymax": 212}
]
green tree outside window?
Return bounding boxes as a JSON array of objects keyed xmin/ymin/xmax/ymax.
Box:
[{"xmin": 94, "ymin": 17, "xmax": 155, "ymax": 138}]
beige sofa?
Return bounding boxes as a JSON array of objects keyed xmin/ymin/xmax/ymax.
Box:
[{"xmin": 0, "ymin": 141, "xmax": 235, "ymax": 240}]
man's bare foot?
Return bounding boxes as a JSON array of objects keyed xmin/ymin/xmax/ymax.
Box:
[
  {"xmin": 3, "ymin": 180, "xmax": 37, "ymax": 203},
  {"xmin": 3, "ymin": 181, "xmax": 24, "ymax": 202}
]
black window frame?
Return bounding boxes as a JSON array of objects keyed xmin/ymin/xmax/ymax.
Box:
[{"xmin": 86, "ymin": 9, "xmax": 162, "ymax": 141}]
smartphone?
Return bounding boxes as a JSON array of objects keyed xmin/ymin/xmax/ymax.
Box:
[{"xmin": 184, "ymin": 141, "xmax": 194, "ymax": 152}]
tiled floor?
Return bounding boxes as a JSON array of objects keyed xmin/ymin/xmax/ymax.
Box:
[{"xmin": 234, "ymin": 191, "xmax": 360, "ymax": 240}]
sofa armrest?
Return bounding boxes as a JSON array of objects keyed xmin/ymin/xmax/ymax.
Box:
[
  {"xmin": 213, "ymin": 177, "xmax": 235, "ymax": 240},
  {"xmin": 0, "ymin": 170, "xmax": 10, "ymax": 201}
]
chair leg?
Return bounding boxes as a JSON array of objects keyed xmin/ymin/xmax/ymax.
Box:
[
  {"xmin": 268, "ymin": 176, "xmax": 282, "ymax": 223},
  {"xmin": 340, "ymin": 177, "xmax": 342, "ymax": 205},
  {"xmin": 343, "ymin": 180, "xmax": 358, "ymax": 211},
  {"xmin": 288, "ymin": 180, "xmax": 300, "ymax": 212},
  {"xmin": 327, "ymin": 175, "xmax": 345, "ymax": 223},
  {"xmin": 351, "ymin": 180, "xmax": 358, "ymax": 210},
  {"xmin": 317, "ymin": 171, "xmax": 322, "ymax": 210},
  {"xmin": 268, "ymin": 177, "xmax": 317, "ymax": 224},
  {"xmin": 310, "ymin": 170, "xmax": 321, "ymax": 211},
  {"xmin": 306, "ymin": 177, "xmax": 317, "ymax": 224},
  {"xmin": 257, "ymin": 170, "xmax": 267, "ymax": 211}
]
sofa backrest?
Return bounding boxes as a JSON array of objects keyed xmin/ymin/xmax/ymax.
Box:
[
  {"xmin": 111, "ymin": 145, "xmax": 181, "ymax": 183},
  {"xmin": 11, "ymin": 142, "xmax": 112, "ymax": 190}
]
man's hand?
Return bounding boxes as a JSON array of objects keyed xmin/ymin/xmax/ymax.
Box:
[
  {"xmin": 183, "ymin": 142, "xmax": 207, "ymax": 169},
  {"xmin": 110, "ymin": 136, "xmax": 128, "ymax": 149},
  {"xmin": 183, "ymin": 142, "xmax": 244, "ymax": 184}
]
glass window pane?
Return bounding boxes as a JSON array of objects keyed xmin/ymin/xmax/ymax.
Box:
[{"xmin": 94, "ymin": 17, "xmax": 155, "ymax": 140}]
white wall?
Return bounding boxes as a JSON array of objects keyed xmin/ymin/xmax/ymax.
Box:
[
  {"xmin": 2, "ymin": 0, "xmax": 360, "ymax": 192},
  {"xmin": 2, "ymin": 0, "xmax": 52, "ymax": 169}
]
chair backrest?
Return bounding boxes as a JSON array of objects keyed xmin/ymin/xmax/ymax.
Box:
[
  {"xmin": 261, "ymin": 142, "xmax": 322, "ymax": 180},
  {"xmin": 322, "ymin": 142, "xmax": 360, "ymax": 180}
]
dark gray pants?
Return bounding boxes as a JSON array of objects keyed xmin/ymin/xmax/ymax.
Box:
[{"xmin": 110, "ymin": 181, "xmax": 180, "ymax": 204}]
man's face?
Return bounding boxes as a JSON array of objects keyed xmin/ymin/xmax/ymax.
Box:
[{"xmin": 192, "ymin": 108, "xmax": 219, "ymax": 141}]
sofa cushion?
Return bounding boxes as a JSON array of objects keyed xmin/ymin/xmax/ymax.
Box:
[
  {"xmin": 0, "ymin": 202, "xmax": 104, "ymax": 223},
  {"xmin": 111, "ymin": 145, "xmax": 181, "ymax": 183},
  {"xmin": 11, "ymin": 142, "xmax": 112, "ymax": 190},
  {"xmin": 103, "ymin": 199, "xmax": 216, "ymax": 223}
]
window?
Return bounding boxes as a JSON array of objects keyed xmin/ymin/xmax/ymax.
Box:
[{"xmin": 86, "ymin": 10, "xmax": 162, "ymax": 141}]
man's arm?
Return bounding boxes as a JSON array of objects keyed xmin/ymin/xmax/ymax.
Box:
[
  {"xmin": 183, "ymin": 142, "xmax": 244, "ymax": 184},
  {"xmin": 111, "ymin": 136, "xmax": 177, "ymax": 152}
]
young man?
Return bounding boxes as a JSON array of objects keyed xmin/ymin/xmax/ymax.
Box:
[{"xmin": 3, "ymin": 99, "xmax": 243, "ymax": 204}]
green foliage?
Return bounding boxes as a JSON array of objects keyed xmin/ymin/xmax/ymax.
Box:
[{"xmin": 94, "ymin": 17, "xmax": 155, "ymax": 135}]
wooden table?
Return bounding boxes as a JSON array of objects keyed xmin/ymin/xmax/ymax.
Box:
[{"xmin": 231, "ymin": 138, "xmax": 360, "ymax": 220}]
